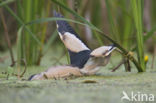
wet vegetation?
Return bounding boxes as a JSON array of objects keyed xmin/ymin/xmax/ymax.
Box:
[{"xmin": 0, "ymin": 0, "xmax": 156, "ymax": 103}]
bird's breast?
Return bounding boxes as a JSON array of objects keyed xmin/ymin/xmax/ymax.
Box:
[
  {"xmin": 45, "ymin": 66, "xmax": 82, "ymax": 78},
  {"xmin": 30, "ymin": 66, "xmax": 83, "ymax": 80}
]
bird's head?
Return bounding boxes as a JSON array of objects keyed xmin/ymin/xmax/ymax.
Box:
[{"xmin": 90, "ymin": 44, "xmax": 116, "ymax": 57}]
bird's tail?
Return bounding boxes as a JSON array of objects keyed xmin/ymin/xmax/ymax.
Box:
[{"xmin": 28, "ymin": 72, "xmax": 47, "ymax": 80}]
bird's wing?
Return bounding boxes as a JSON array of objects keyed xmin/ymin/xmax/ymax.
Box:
[
  {"xmin": 90, "ymin": 45, "xmax": 116, "ymax": 57},
  {"xmin": 69, "ymin": 50, "xmax": 91, "ymax": 68},
  {"xmin": 28, "ymin": 66, "xmax": 83, "ymax": 80},
  {"xmin": 54, "ymin": 11, "xmax": 91, "ymax": 68}
]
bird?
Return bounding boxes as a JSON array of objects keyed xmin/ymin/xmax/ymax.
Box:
[{"xmin": 28, "ymin": 11, "xmax": 116, "ymax": 80}]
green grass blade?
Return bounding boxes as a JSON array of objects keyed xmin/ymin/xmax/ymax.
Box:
[
  {"xmin": 16, "ymin": 26, "xmax": 23, "ymax": 70},
  {"xmin": 0, "ymin": 0, "xmax": 15, "ymax": 7},
  {"xmin": 144, "ymin": 25, "xmax": 156, "ymax": 41},
  {"xmin": 131, "ymin": 0, "xmax": 145, "ymax": 72},
  {"xmin": 27, "ymin": 17, "xmax": 87, "ymax": 26},
  {"xmin": 105, "ymin": 0, "xmax": 120, "ymax": 42},
  {"xmin": 43, "ymin": 30, "xmax": 58, "ymax": 54},
  {"xmin": 132, "ymin": 25, "xmax": 156, "ymax": 51},
  {"xmin": 4, "ymin": 5, "xmax": 41, "ymax": 45}
]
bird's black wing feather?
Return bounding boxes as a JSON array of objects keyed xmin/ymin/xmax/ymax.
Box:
[
  {"xmin": 54, "ymin": 11, "xmax": 91, "ymax": 68},
  {"xmin": 69, "ymin": 50, "xmax": 91, "ymax": 68},
  {"xmin": 53, "ymin": 11, "xmax": 81, "ymax": 39}
]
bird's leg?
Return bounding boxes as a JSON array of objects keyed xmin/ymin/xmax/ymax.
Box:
[
  {"xmin": 43, "ymin": 74, "xmax": 48, "ymax": 79},
  {"xmin": 85, "ymin": 67, "xmax": 100, "ymax": 75},
  {"xmin": 80, "ymin": 62, "xmax": 99, "ymax": 75},
  {"xmin": 112, "ymin": 59, "xmax": 125, "ymax": 72}
]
